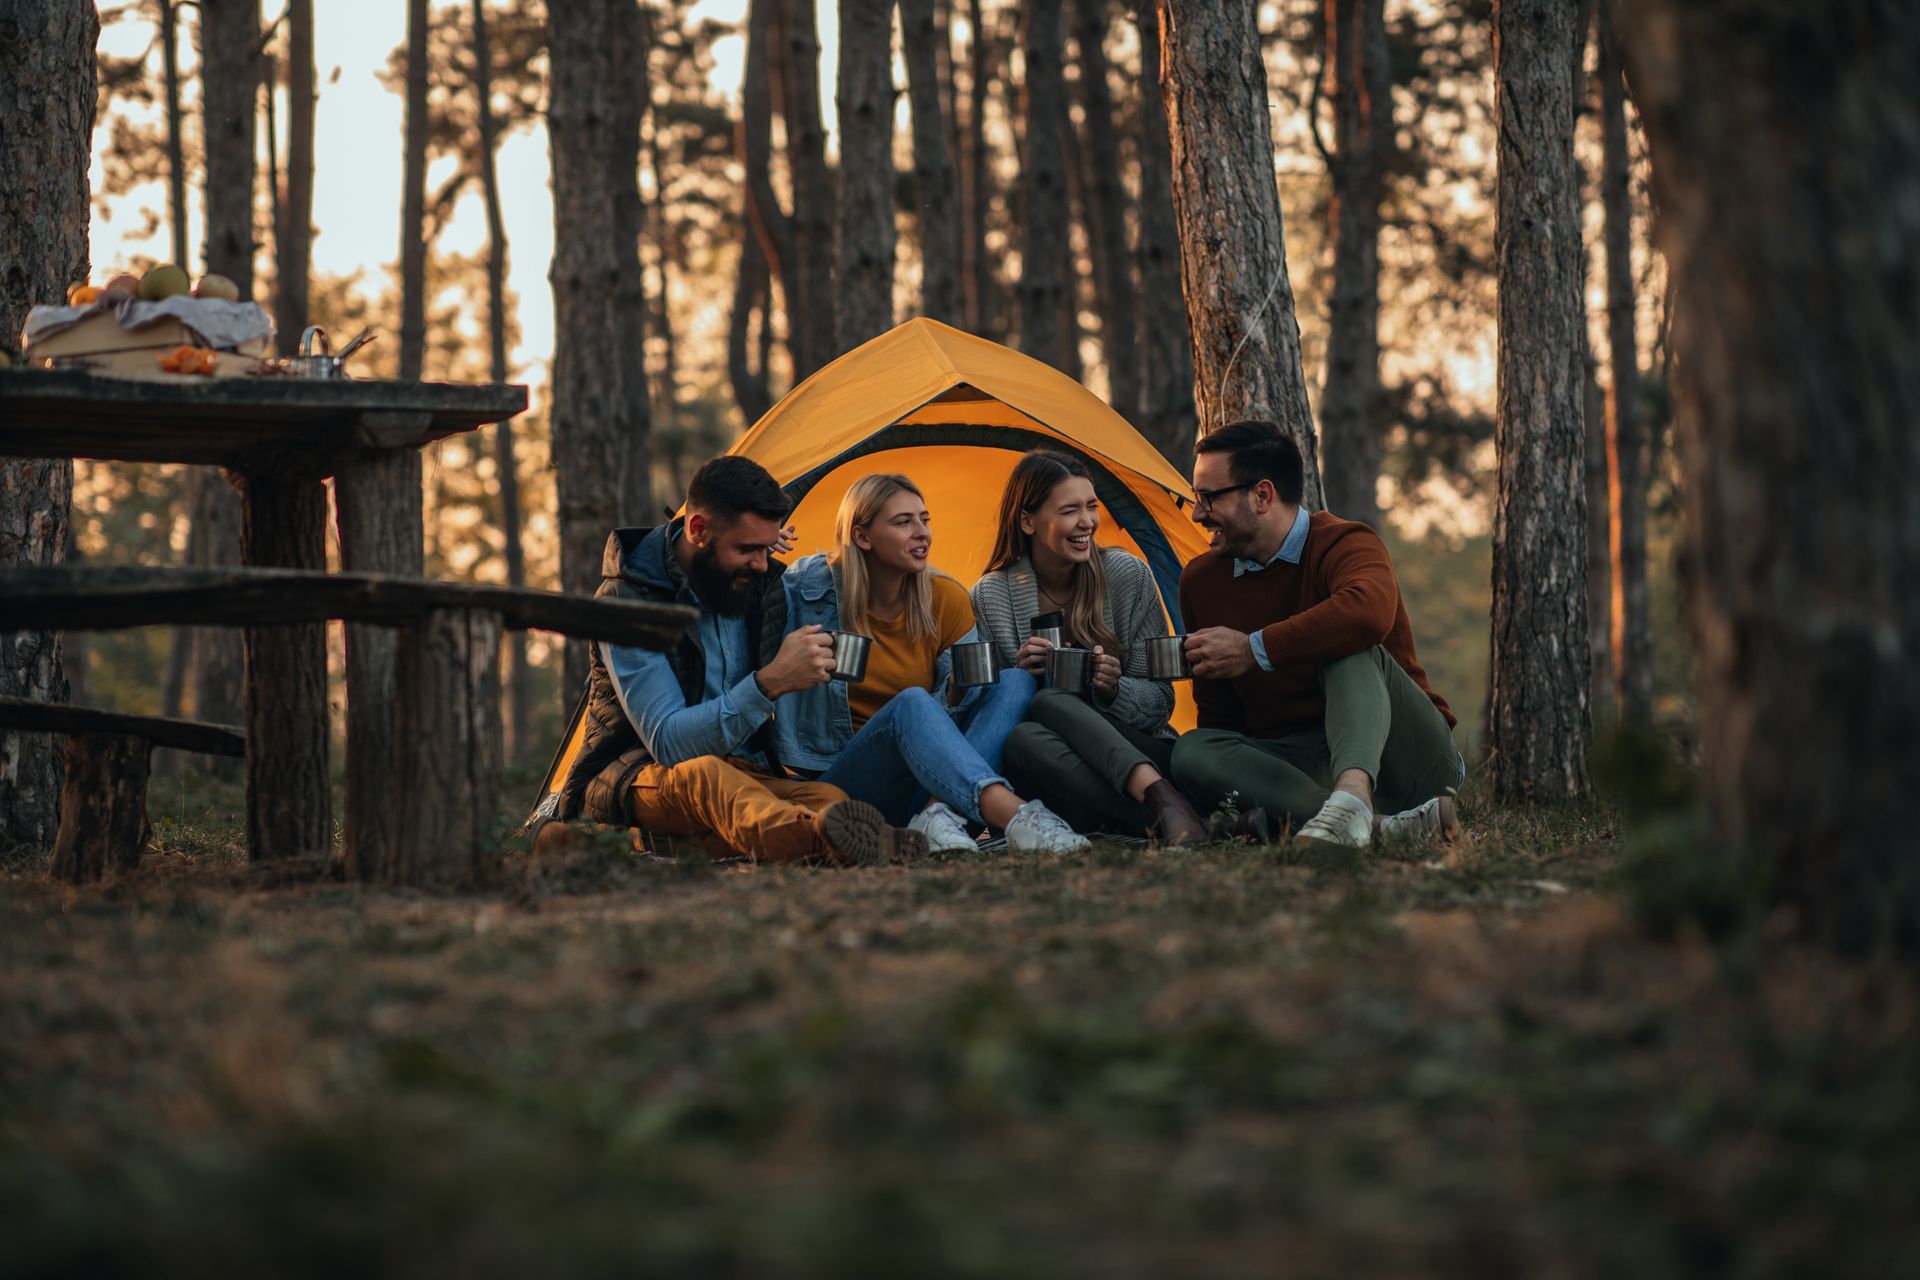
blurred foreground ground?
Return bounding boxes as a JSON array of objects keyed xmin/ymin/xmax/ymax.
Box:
[{"xmin": 2, "ymin": 762, "xmax": 1915, "ymax": 1278}]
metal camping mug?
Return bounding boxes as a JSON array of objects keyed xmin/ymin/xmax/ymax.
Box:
[
  {"xmin": 1047, "ymin": 645, "xmax": 1094, "ymax": 696},
  {"xmin": 1145, "ymin": 635, "xmax": 1194, "ymax": 681},
  {"xmin": 951, "ymin": 641, "xmax": 999, "ymax": 689},
  {"xmin": 830, "ymin": 631, "xmax": 873, "ymax": 683},
  {"xmin": 1029, "ymin": 611, "xmax": 1065, "ymax": 649}
]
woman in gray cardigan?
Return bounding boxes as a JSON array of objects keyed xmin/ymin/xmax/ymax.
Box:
[{"xmin": 970, "ymin": 451, "xmax": 1208, "ymax": 844}]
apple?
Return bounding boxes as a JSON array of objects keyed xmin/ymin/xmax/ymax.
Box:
[
  {"xmin": 138, "ymin": 264, "xmax": 191, "ymax": 301},
  {"xmin": 103, "ymin": 273, "xmax": 141, "ymax": 297},
  {"xmin": 191, "ymin": 273, "xmax": 241, "ymax": 301}
]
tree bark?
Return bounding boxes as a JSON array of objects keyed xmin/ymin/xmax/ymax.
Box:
[
  {"xmin": 187, "ymin": 468, "xmax": 244, "ymax": 735},
  {"xmin": 835, "ymin": 0, "xmax": 897, "ymax": 352},
  {"xmin": 1615, "ymin": 0, "xmax": 1920, "ymax": 954},
  {"xmin": 198, "ymin": 0, "xmax": 258, "ymax": 293},
  {"xmin": 389, "ymin": 608, "xmax": 502, "ymax": 892},
  {"xmin": 160, "ymin": 0, "xmax": 190, "ymax": 270},
  {"xmin": 550, "ymin": 0, "xmax": 651, "ymax": 693},
  {"xmin": 399, "ymin": 0, "xmax": 429, "ymax": 379},
  {"xmin": 742, "ymin": 0, "xmax": 797, "ymax": 367},
  {"xmin": 48, "ymin": 733, "xmax": 148, "ymax": 885},
  {"xmin": 272, "ymin": 0, "xmax": 313, "ymax": 347},
  {"xmin": 1015, "ymin": 0, "xmax": 1069, "ymax": 370},
  {"xmin": 1584, "ymin": 339, "xmax": 1612, "ymax": 724},
  {"xmin": 730, "ymin": 230, "xmax": 774, "ymax": 424},
  {"xmin": 778, "ymin": 0, "xmax": 835, "ymax": 376},
  {"xmin": 1157, "ymin": 0, "xmax": 1324, "ymax": 507},
  {"xmin": 1132, "ymin": 6, "xmax": 1195, "ymax": 467},
  {"xmin": 1488, "ymin": 0, "xmax": 1589, "ymax": 801},
  {"xmin": 1318, "ymin": 0, "xmax": 1391, "ymax": 527},
  {"xmin": 0, "ymin": 0, "xmax": 95, "ymax": 852},
  {"xmin": 901, "ymin": 0, "xmax": 961, "ymax": 324},
  {"xmin": 610, "ymin": 0, "xmax": 652, "ymax": 504},
  {"xmin": 1070, "ymin": 0, "xmax": 1136, "ymax": 416},
  {"xmin": 1598, "ymin": 6, "xmax": 1649, "ymax": 726},
  {"xmin": 472, "ymin": 0, "xmax": 530, "ymax": 764},
  {"xmin": 960, "ymin": 0, "xmax": 998, "ymax": 336}
]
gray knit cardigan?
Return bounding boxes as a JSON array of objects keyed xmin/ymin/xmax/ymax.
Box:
[{"xmin": 968, "ymin": 547, "xmax": 1176, "ymax": 739}]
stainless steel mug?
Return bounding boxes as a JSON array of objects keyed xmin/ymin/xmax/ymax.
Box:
[
  {"xmin": 1048, "ymin": 645, "xmax": 1093, "ymax": 696},
  {"xmin": 951, "ymin": 641, "xmax": 999, "ymax": 688},
  {"xmin": 1145, "ymin": 635, "xmax": 1193, "ymax": 681},
  {"xmin": 1030, "ymin": 611, "xmax": 1065, "ymax": 649},
  {"xmin": 830, "ymin": 631, "xmax": 873, "ymax": 683}
]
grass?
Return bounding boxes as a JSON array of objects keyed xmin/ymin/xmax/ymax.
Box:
[{"xmin": 3, "ymin": 761, "xmax": 1916, "ymax": 1278}]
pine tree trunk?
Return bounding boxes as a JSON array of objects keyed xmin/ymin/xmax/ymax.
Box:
[
  {"xmin": 1585, "ymin": 340, "xmax": 1613, "ymax": 724},
  {"xmin": 550, "ymin": 0, "xmax": 652, "ymax": 693},
  {"xmin": 834, "ymin": 0, "xmax": 897, "ymax": 352},
  {"xmin": 1133, "ymin": 6, "xmax": 1196, "ymax": 467},
  {"xmin": 472, "ymin": 0, "xmax": 530, "ymax": 764},
  {"xmin": 644, "ymin": 116, "xmax": 679, "ymax": 430},
  {"xmin": 1489, "ymin": 0, "xmax": 1590, "ymax": 801},
  {"xmin": 778, "ymin": 0, "xmax": 835, "ymax": 376},
  {"xmin": 1071, "ymin": 0, "xmax": 1137, "ymax": 417},
  {"xmin": 272, "ymin": 0, "xmax": 313, "ymax": 346},
  {"xmin": 610, "ymin": 0, "xmax": 652, "ymax": 508},
  {"xmin": 742, "ymin": 0, "xmax": 797, "ymax": 366},
  {"xmin": 199, "ymin": 0, "xmax": 258, "ymax": 293},
  {"xmin": 1598, "ymin": 7, "xmax": 1649, "ymax": 726},
  {"xmin": 399, "ymin": 0, "xmax": 429, "ymax": 379},
  {"xmin": 960, "ymin": 0, "xmax": 998, "ymax": 336},
  {"xmin": 1016, "ymin": 0, "xmax": 1069, "ymax": 370},
  {"xmin": 730, "ymin": 230, "xmax": 774, "ymax": 423},
  {"xmin": 1318, "ymin": 0, "xmax": 1390, "ymax": 527},
  {"xmin": 1615, "ymin": 0, "xmax": 1920, "ymax": 954},
  {"xmin": 901, "ymin": 0, "xmax": 960, "ymax": 324},
  {"xmin": 160, "ymin": 0, "xmax": 189, "ymax": 270},
  {"xmin": 1157, "ymin": 0, "xmax": 1323, "ymax": 507}
]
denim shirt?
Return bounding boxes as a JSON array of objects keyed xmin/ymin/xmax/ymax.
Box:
[{"xmin": 773, "ymin": 553, "xmax": 984, "ymax": 772}]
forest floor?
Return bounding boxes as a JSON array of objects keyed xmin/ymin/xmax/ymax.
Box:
[{"xmin": 3, "ymin": 761, "xmax": 1917, "ymax": 1279}]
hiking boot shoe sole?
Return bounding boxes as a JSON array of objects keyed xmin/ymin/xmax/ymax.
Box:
[
  {"xmin": 888, "ymin": 826, "xmax": 931, "ymax": 863},
  {"xmin": 816, "ymin": 799, "xmax": 893, "ymax": 867}
]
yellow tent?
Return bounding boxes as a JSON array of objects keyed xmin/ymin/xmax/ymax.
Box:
[{"xmin": 538, "ymin": 318, "xmax": 1207, "ymax": 804}]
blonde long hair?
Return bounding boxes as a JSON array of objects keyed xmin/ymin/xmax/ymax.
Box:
[
  {"xmin": 986, "ymin": 450, "xmax": 1122, "ymax": 655},
  {"xmin": 830, "ymin": 473, "xmax": 940, "ymax": 643}
]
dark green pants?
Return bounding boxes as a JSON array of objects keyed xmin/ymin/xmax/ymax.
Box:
[
  {"xmin": 1002, "ymin": 689, "xmax": 1177, "ymax": 836},
  {"xmin": 1170, "ymin": 646, "xmax": 1462, "ymax": 827}
]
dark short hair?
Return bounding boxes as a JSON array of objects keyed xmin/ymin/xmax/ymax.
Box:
[
  {"xmin": 686, "ymin": 455, "xmax": 790, "ymax": 524},
  {"xmin": 1194, "ymin": 420, "xmax": 1304, "ymax": 506}
]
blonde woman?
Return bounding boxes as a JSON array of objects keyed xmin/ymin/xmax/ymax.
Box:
[
  {"xmin": 971, "ymin": 450, "xmax": 1208, "ymax": 844},
  {"xmin": 774, "ymin": 473, "xmax": 1090, "ymax": 854}
]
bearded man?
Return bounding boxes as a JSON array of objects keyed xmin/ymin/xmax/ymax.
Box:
[
  {"xmin": 543, "ymin": 455, "xmax": 925, "ymax": 865},
  {"xmin": 1172, "ymin": 420, "xmax": 1464, "ymax": 852}
]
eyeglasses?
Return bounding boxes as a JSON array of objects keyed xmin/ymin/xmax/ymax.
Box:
[{"xmin": 1190, "ymin": 481, "xmax": 1254, "ymax": 512}]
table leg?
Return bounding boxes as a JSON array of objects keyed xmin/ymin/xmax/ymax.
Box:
[
  {"xmin": 390, "ymin": 607, "xmax": 503, "ymax": 890},
  {"xmin": 240, "ymin": 472, "xmax": 331, "ymax": 861},
  {"xmin": 332, "ymin": 448, "xmax": 423, "ymax": 881}
]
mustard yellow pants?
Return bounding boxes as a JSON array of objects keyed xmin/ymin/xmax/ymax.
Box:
[{"xmin": 628, "ymin": 755, "xmax": 847, "ymax": 863}]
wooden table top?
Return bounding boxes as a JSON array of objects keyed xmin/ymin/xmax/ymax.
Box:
[{"xmin": 0, "ymin": 369, "xmax": 528, "ymax": 472}]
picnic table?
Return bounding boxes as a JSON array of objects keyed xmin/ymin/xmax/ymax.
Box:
[{"xmin": 0, "ymin": 370, "xmax": 536, "ymax": 877}]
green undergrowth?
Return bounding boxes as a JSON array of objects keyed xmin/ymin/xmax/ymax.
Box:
[{"xmin": 2, "ymin": 775, "xmax": 1915, "ymax": 1278}]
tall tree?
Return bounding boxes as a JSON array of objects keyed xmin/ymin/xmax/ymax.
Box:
[
  {"xmin": 1597, "ymin": 4, "xmax": 1649, "ymax": 725},
  {"xmin": 273, "ymin": 0, "xmax": 313, "ymax": 345},
  {"xmin": 1157, "ymin": 0, "xmax": 1324, "ymax": 506},
  {"xmin": 1488, "ymin": 0, "xmax": 1589, "ymax": 800},
  {"xmin": 901, "ymin": 0, "xmax": 960, "ymax": 324},
  {"xmin": 1069, "ymin": 0, "xmax": 1137, "ymax": 415},
  {"xmin": 741, "ymin": 0, "xmax": 796, "ymax": 371},
  {"xmin": 472, "ymin": 0, "xmax": 531, "ymax": 763},
  {"xmin": 959, "ymin": 0, "xmax": 999, "ymax": 336},
  {"xmin": 1616, "ymin": 0, "xmax": 1920, "ymax": 954},
  {"xmin": 835, "ymin": 0, "xmax": 896, "ymax": 351},
  {"xmin": 159, "ymin": 0, "xmax": 189, "ymax": 269},
  {"xmin": 399, "ymin": 0, "xmax": 430, "ymax": 379},
  {"xmin": 0, "ymin": 0, "xmax": 96, "ymax": 851},
  {"xmin": 729, "ymin": 230, "xmax": 774, "ymax": 423},
  {"xmin": 1132, "ymin": 4, "xmax": 1196, "ymax": 466},
  {"xmin": 777, "ymin": 0, "xmax": 835, "ymax": 376},
  {"xmin": 1317, "ymin": 0, "xmax": 1392, "ymax": 526},
  {"xmin": 550, "ymin": 0, "xmax": 653, "ymax": 691},
  {"xmin": 1015, "ymin": 0, "xmax": 1069, "ymax": 369},
  {"xmin": 610, "ymin": 0, "xmax": 652, "ymax": 494}
]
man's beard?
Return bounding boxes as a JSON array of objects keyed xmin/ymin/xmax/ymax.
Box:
[
  {"xmin": 688, "ymin": 542, "xmax": 759, "ymax": 616},
  {"xmin": 1204, "ymin": 512, "xmax": 1260, "ymax": 560}
]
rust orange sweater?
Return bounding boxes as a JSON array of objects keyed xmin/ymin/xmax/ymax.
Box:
[{"xmin": 1178, "ymin": 511, "xmax": 1455, "ymax": 737}]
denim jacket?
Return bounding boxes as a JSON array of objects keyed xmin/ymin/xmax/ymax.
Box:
[{"xmin": 774, "ymin": 552, "xmax": 987, "ymax": 772}]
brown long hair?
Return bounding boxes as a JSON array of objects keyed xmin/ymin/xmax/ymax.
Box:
[
  {"xmin": 986, "ymin": 450, "xmax": 1121, "ymax": 655},
  {"xmin": 830, "ymin": 473, "xmax": 940, "ymax": 643}
]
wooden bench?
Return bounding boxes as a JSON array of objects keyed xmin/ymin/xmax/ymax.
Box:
[
  {"xmin": 0, "ymin": 697, "xmax": 244, "ymax": 884},
  {"xmin": 2, "ymin": 566, "xmax": 695, "ymax": 891}
]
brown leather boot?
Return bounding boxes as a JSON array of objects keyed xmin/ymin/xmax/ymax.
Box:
[{"xmin": 1144, "ymin": 779, "xmax": 1208, "ymax": 847}]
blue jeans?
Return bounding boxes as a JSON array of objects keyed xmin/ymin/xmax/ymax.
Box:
[{"xmin": 818, "ymin": 669, "xmax": 1035, "ymax": 825}]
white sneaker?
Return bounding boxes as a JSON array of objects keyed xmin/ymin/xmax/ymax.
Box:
[
  {"xmin": 1374, "ymin": 795, "xmax": 1460, "ymax": 849},
  {"xmin": 1293, "ymin": 790, "xmax": 1374, "ymax": 852},
  {"xmin": 1004, "ymin": 799, "xmax": 1091, "ymax": 855},
  {"xmin": 909, "ymin": 800, "xmax": 978, "ymax": 854}
]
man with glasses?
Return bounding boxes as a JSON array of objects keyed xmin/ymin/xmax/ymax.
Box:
[{"xmin": 1172, "ymin": 420, "xmax": 1465, "ymax": 852}]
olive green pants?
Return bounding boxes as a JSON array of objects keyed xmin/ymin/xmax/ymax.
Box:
[
  {"xmin": 1002, "ymin": 689, "xmax": 1177, "ymax": 836},
  {"xmin": 1170, "ymin": 646, "xmax": 1462, "ymax": 827}
]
